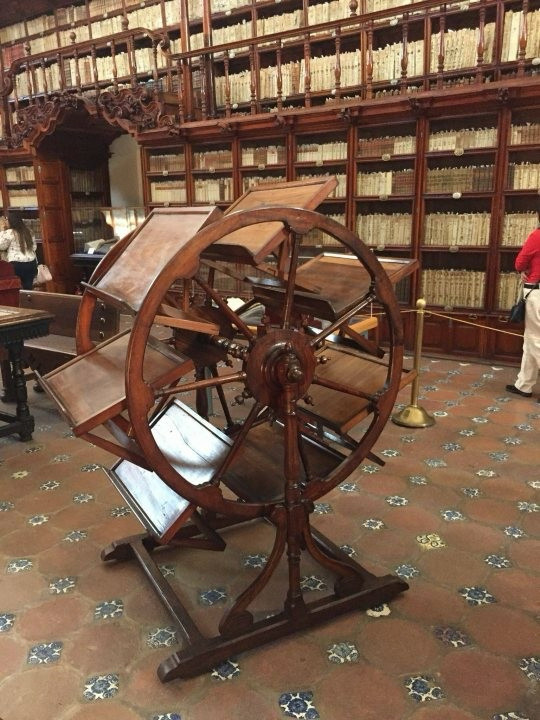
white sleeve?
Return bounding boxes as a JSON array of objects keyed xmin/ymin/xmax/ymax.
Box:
[{"xmin": 0, "ymin": 229, "xmax": 13, "ymax": 252}]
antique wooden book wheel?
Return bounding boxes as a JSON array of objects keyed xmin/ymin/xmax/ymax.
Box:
[{"xmin": 40, "ymin": 179, "xmax": 417, "ymax": 682}]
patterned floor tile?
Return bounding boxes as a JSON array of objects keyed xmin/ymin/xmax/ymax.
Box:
[{"xmin": 0, "ymin": 364, "xmax": 536, "ymax": 719}]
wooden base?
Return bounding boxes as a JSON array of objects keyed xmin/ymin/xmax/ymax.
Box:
[{"xmin": 101, "ymin": 521, "xmax": 408, "ymax": 683}]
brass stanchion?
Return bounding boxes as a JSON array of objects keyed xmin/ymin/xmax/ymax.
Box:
[{"xmin": 392, "ymin": 298, "xmax": 435, "ymax": 429}]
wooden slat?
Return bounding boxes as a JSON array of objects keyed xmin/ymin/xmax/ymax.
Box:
[{"xmin": 154, "ymin": 305, "xmax": 220, "ymax": 335}]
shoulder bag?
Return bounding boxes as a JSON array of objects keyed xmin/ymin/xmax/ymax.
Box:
[{"xmin": 509, "ymin": 287, "xmax": 533, "ymax": 324}]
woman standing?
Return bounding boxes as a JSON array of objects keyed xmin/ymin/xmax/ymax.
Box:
[
  {"xmin": 506, "ymin": 214, "xmax": 540, "ymax": 400},
  {"xmin": 0, "ymin": 210, "xmax": 37, "ymax": 290}
]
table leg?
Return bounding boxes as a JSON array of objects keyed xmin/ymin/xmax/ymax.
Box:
[
  {"xmin": 8, "ymin": 340, "xmax": 33, "ymax": 441},
  {"xmin": 1, "ymin": 358, "xmax": 16, "ymax": 403}
]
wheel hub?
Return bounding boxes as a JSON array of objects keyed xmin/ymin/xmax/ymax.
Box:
[{"xmin": 245, "ymin": 329, "xmax": 316, "ymax": 408}]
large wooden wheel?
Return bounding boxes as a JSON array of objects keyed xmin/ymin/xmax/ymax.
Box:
[
  {"xmin": 45, "ymin": 202, "xmax": 410, "ymax": 681},
  {"xmin": 124, "ymin": 206, "xmax": 404, "ymax": 519}
]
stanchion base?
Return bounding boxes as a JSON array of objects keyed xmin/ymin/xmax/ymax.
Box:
[{"xmin": 392, "ymin": 404, "xmax": 435, "ymax": 428}]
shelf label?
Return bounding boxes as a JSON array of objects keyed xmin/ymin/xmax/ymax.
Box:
[
  {"xmin": 315, "ymin": 160, "xmax": 323, "ymax": 167},
  {"xmin": 444, "ymin": 305, "xmax": 454, "ymax": 312},
  {"xmin": 390, "ymin": 17, "xmax": 399, "ymax": 26},
  {"xmin": 452, "ymin": 191, "xmax": 462, "ymax": 199},
  {"xmin": 225, "ymin": 9, "xmax": 231, "ymax": 15},
  {"xmin": 162, "ymin": 170, "xmax": 169, "ymax": 176},
  {"xmin": 209, "ymin": 167, "xmax": 215, "ymax": 173},
  {"xmin": 377, "ymin": 243, "xmax": 386, "ymax": 251},
  {"xmin": 164, "ymin": 201, "xmax": 170, "ymax": 207},
  {"xmin": 379, "ymin": 194, "xmax": 389, "ymax": 201},
  {"xmin": 449, "ymin": 245, "xmax": 460, "ymax": 253},
  {"xmin": 382, "ymin": 153, "xmax": 391, "ymax": 161},
  {"xmin": 453, "ymin": 148, "xmax": 464, "ymax": 157},
  {"xmin": 257, "ymin": 164, "xmax": 266, "ymax": 170},
  {"xmin": 532, "ymin": 57, "xmax": 540, "ymax": 66},
  {"xmin": 232, "ymin": 103, "xmax": 238, "ymax": 110}
]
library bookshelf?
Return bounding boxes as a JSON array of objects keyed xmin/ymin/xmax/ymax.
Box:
[{"xmin": 0, "ymin": 0, "xmax": 538, "ymax": 360}]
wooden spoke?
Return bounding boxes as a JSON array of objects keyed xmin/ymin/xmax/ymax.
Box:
[
  {"xmin": 153, "ymin": 371, "xmax": 246, "ymax": 399},
  {"xmin": 209, "ymin": 364, "xmax": 235, "ymax": 428},
  {"xmin": 194, "ymin": 276, "xmax": 256, "ymax": 343},
  {"xmin": 210, "ymin": 400, "xmax": 265, "ymax": 486},
  {"xmin": 282, "ymin": 233, "xmax": 301, "ymax": 330},
  {"xmin": 312, "ymin": 374, "xmax": 379, "ymax": 404},
  {"xmin": 308, "ymin": 292, "xmax": 376, "ymax": 348}
]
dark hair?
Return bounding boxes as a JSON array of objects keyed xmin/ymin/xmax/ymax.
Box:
[{"xmin": 7, "ymin": 210, "xmax": 33, "ymax": 254}]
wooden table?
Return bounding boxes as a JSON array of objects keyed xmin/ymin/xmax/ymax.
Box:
[{"xmin": 0, "ymin": 306, "xmax": 53, "ymax": 441}]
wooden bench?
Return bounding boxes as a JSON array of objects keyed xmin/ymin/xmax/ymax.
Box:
[{"xmin": 19, "ymin": 290, "xmax": 120, "ymax": 376}]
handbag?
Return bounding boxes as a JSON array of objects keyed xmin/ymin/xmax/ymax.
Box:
[
  {"xmin": 509, "ymin": 288, "xmax": 533, "ymax": 324},
  {"xmin": 34, "ymin": 263, "xmax": 52, "ymax": 286}
]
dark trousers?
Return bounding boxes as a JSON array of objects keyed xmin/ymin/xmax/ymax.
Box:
[{"xmin": 11, "ymin": 260, "xmax": 37, "ymax": 290}]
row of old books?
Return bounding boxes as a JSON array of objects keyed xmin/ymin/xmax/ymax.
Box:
[
  {"xmin": 497, "ymin": 272, "xmax": 522, "ymax": 311},
  {"xmin": 507, "ymin": 163, "xmax": 540, "ymax": 190},
  {"xmin": 303, "ymin": 213, "xmax": 346, "ymax": 246},
  {"xmin": 429, "ymin": 25, "xmax": 496, "ymax": 72},
  {"xmin": 241, "ymin": 145, "xmax": 286, "ymax": 166},
  {"xmin": 148, "ymin": 153, "xmax": 186, "ymax": 173},
  {"xmin": 5, "ymin": 166, "xmax": 35, "ymax": 184},
  {"xmin": 71, "ymin": 196, "xmax": 103, "ymax": 214},
  {"xmin": 425, "ymin": 165, "xmax": 495, "ymax": 193},
  {"xmin": 307, "ymin": 0, "xmax": 349, "ymax": 26},
  {"xmin": 26, "ymin": 13, "xmax": 56, "ymax": 37},
  {"xmin": 372, "ymin": 38, "xmax": 424, "ymax": 83},
  {"xmin": 428, "ymin": 127, "xmax": 498, "ymax": 152},
  {"xmin": 194, "ymin": 178, "xmax": 234, "ymax": 203},
  {"xmin": 256, "ymin": 10, "xmax": 303, "ymax": 41},
  {"xmin": 297, "ymin": 173, "xmax": 347, "ymax": 198},
  {"xmin": 55, "ymin": 4, "xmax": 90, "ymax": 26},
  {"xmin": 70, "ymin": 169, "xmax": 107, "ymax": 194},
  {"xmin": 297, "ymin": 142, "xmax": 347, "ymax": 163},
  {"xmin": 88, "ymin": 0, "xmax": 123, "ymax": 15},
  {"xmin": 424, "ymin": 212, "xmax": 491, "ymax": 247},
  {"xmin": 215, "ymin": 50, "xmax": 362, "ymax": 107},
  {"xmin": 3, "ymin": 2, "xmax": 539, "ymax": 69},
  {"xmin": 510, "ymin": 123, "xmax": 540, "ymax": 145},
  {"xmin": 356, "ymin": 169, "xmax": 415, "ymax": 196},
  {"xmin": 193, "ymin": 149, "xmax": 233, "ymax": 170},
  {"xmin": 12, "ymin": 47, "xmax": 169, "ymax": 98},
  {"xmin": 188, "ymin": 0, "xmax": 204, "ymax": 20},
  {"xmin": 501, "ymin": 9, "xmax": 540, "ymax": 61},
  {"xmin": 150, "ymin": 180, "xmax": 187, "ymax": 204},
  {"xmin": 8, "ymin": 189, "xmax": 38, "ymax": 207},
  {"xmin": 421, "ymin": 269, "xmax": 486, "ymax": 308},
  {"xmin": 369, "ymin": 0, "xmax": 429, "ymax": 10},
  {"xmin": 242, "ymin": 175, "xmax": 286, "ymax": 192},
  {"xmin": 0, "ymin": 0, "xmax": 179, "ymax": 53},
  {"xmin": 24, "ymin": 217, "xmax": 42, "ymax": 241},
  {"xmin": 357, "ymin": 135, "xmax": 416, "ymax": 157},
  {"xmin": 501, "ymin": 212, "xmax": 539, "ymax": 246},
  {"xmin": 356, "ymin": 213, "xmax": 412, "ymax": 246}
]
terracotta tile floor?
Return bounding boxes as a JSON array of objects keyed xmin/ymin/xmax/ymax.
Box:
[{"xmin": 0, "ymin": 358, "xmax": 539, "ymax": 720}]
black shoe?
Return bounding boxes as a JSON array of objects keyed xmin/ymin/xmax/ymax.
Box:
[{"xmin": 505, "ymin": 384, "xmax": 532, "ymax": 398}]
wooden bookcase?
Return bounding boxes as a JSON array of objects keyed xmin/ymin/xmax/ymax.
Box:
[{"xmin": 0, "ymin": 0, "xmax": 539, "ymax": 359}]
